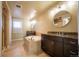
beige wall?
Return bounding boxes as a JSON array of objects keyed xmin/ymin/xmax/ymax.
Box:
[
  {"xmin": 22, "ymin": 2, "xmax": 78, "ymax": 36},
  {"xmin": 34, "ymin": 2, "xmax": 78, "ymax": 34},
  {"xmin": 0, "ymin": 1, "xmax": 2, "ymax": 56},
  {"xmin": 18, "ymin": 2, "xmax": 78, "ymax": 37},
  {"xmin": 11, "ymin": 2, "xmax": 78, "ymax": 40}
]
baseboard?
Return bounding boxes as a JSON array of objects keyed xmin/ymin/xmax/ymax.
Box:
[{"xmin": 12, "ymin": 38, "xmax": 24, "ymax": 42}]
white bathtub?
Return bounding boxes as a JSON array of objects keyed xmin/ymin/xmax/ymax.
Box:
[{"xmin": 23, "ymin": 36, "xmax": 42, "ymax": 56}]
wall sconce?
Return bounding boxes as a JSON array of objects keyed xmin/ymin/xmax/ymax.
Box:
[{"xmin": 30, "ymin": 19, "xmax": 37, "ymax": 31}]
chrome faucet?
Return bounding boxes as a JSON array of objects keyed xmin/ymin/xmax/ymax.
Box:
[{"xmin": 31, "ymin": 36, "xmax": 33, "ymax": 40}]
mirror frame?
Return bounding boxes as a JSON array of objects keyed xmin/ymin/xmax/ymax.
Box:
[{"xmin": 53, "ymin": 11, "xmax": 72, "ymax": 28}]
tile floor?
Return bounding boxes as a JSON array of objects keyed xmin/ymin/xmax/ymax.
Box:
[{"xmin": 1, "ymin": 40, "xmax": 49, "ymax": 57}]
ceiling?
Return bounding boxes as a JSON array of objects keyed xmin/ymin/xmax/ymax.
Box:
[{"xmin": 7, "ymin": 1, "xmax": 62, "ymax": 19}]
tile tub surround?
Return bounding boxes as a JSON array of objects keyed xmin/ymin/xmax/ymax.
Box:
[{"xmin": 23, "ymin": 36, "xmax": 42, "ymax": 56}]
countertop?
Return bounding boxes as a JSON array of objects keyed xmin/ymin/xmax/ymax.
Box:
[{"xmin": 43, "ymin": 34, "xmax": 78, "ymax": 39}]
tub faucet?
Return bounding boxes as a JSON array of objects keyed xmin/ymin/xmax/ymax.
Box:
[{"xmin": 31, "ymin": 36, "xmax": 33, "ymax": 40}]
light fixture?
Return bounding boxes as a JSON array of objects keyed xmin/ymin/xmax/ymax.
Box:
[
  {"xmin": 29, "ymin": 9, "xmax": 37, "ymax": 20},
  {"xmin": 30, "ymin": 19, "xmax": 37, "ymax": 30}
]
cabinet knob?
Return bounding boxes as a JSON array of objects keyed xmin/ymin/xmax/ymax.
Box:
[
  {"xmin": 70, "ymin": 51, "xmax": 76, "ymax": 55},
  {"xmin": 51, "ymin": 41, "xmax": 54, "ymax": 45},
  {"xmin": 70, "ymin": 41, "xmax": 76, "ymax": 44}
]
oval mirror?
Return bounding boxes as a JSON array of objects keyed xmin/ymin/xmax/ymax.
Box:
[{"xmin": 53, "ymin": 11, "xmax": 71, "ymax": 27}]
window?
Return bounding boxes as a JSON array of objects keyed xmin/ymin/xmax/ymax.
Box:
[{"xmin": 13, "ymin": 21, "xmax": 22, "ymax": 28}]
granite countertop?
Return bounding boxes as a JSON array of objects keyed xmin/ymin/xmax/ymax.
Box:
[{"xmin": 46, "ymin": 34, "xmax": 78, "ymax": 39}]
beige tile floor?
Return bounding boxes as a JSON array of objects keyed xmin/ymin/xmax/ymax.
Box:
[{"xmin": 1, "ymin": 40, "xmax": 49, "ymax": 57}]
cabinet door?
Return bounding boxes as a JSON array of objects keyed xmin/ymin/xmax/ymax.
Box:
[
  {"xmin": 41, "ymin": 34, "xmax": 55, "ymax": 56},
  {"xmin": 64, "ymin": 38, "xmax": 78, "ymax": 57},
  {"xmin": 46, "ymin": 36, "xmax": 55, "ymax": 56},
  {"xmin": 64, "ymin": 42, "xmax": 71, "ymax": 56},
  {"xmin": 54, "ymin": 37, "xmax": 64, "ymax": 57},
  {"xmin": 41, "ymin": 34, "xmax": 48, "ymax": 51},
  {"xmin": 41, "ymin": 35, "xmax": 46, "ymax": 50}
]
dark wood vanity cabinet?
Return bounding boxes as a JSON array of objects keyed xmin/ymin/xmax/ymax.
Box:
[
  {"xmin": 54, "ymin": 37, "xmax": 64, "ymax": 57},
  {"xmin": 64, "ymin": 38, "xmax": 78, "ymax": 57},
  {"xmin": 41, "ymin": 34, "xmax": 64, "ymax": 56},
  {"xmin": 41, "ymin": 35, "xmax": 55, "ymax": 56},
  {"xmin": 41, "ymin": 34, "xmax": 78, "ymax": 57}
]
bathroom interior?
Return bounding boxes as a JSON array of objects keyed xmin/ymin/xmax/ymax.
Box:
[{"xmin": 0, "ymin": 1, "xmax": 79, "ymax": 57}]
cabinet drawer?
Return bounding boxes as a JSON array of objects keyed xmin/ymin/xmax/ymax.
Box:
[
  {"xmin": 70, "ymin": 51, "xmax": 78, "ymax": 57},
  {"xmin": 69, "ymin": 41, "xmax": 76, "ymax": 45},
  {"xmin": 70, "ymin": 51, "xmax": 78, "ymax": 55},
  {"xmin": 64, "ymin": 48, "xmax": 78, "ymax": 56},
  {"xmin": 64, "ymin": 38, "xmax": 77, "ymax": 45}
]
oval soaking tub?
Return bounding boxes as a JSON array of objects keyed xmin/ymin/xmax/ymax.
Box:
[{"xmin": 23, "ymin": 36, "xmax": 42, "ymax": 56}]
